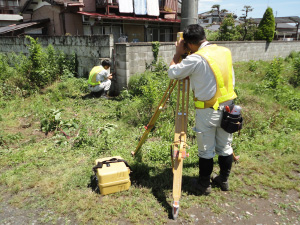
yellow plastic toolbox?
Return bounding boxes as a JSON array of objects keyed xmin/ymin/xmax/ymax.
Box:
[{"xmin": 93, "ymin": 156, "xmax": 131, "ymax": 195}]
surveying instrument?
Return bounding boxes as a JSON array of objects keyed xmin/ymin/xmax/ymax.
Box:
[{"xmin": 131, "ymin": 32, "xmax": 190, "ymax": 220}]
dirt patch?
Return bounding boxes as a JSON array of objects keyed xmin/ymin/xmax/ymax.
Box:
[
  {"xmin": 1, "ymin": 188, "xmax": 298, "ymax": 224},
  {"xmin": 0, "ymin": 192, "xmax": 78, "ymax": 225},
  {"xmin": 167, "ymin": 190, "xmax": 300, "ymax": 225}
]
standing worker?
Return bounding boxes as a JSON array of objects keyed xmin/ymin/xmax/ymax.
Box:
[
  {"xmin": 88, "ymin": 59, "xmax": 113, "ymax": 98},
  {"xmin": 168, "ymin": 24, "xmax": 237, "ymax": 195}
]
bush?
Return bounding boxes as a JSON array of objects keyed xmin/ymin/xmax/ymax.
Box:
[
  {"xmin": 118, "ymin": 61, "xmax": 175, "ymax": 128},
  {"xmin": 46, "ymin": 77, "xmax": 89, "ymax": 101},
  {"xmin": 248, "ymin": 60, "xmax": 258, "ymax": 72},
  {"xmin": 40, "ymin": 109, "xmax": 79, "ymax": 135},
  {"xmin": 285, "ymin": 51, "xmax": 300, "ymax": 61},
  {"xmin": 0, "ymin": 37, "xmax": 78, "ymax": 98},
  {"xmin": 218, "ymin": 14, "xmax": 242, "ymax": 41},
  {"xmin": 264, "ymin": 57, "xmax": 283, "ymax": 89},
  {"xmin": 289, "ymin": 57, "xmax": 300, "ymax": 87},
  {"xmin": 255, "ymin": 7, "xmax": 275, "ymax": 42},
  {"xmin": 205, "ymin": 29, "xmax": 219, "ymax": 41},
  {"xmin": 25, "ymin": 36, "xmax": 77, "ymax": 90}
]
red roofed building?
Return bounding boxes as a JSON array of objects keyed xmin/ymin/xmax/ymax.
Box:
[{"xmin": 18, "ymin": 0, "xmax": 181, "ymax": 42}]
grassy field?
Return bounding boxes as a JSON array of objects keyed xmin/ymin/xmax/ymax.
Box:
[{"xmin": 0, "ymin": 53, "xmax": 300, "ymax": 224}]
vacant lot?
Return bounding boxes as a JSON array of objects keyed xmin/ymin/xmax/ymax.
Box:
[{"xmin": 0, "ymin": 51, "xmax": 299, "ymax": 224}]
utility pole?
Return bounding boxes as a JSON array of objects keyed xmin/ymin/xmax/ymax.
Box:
[{"xmin": 180, "ymin": 0, "xmax": 199, "ymax": 31}]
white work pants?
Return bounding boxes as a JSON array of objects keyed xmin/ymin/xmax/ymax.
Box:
[
  {"xmin": 194, "ymin": 107, "xmax": 233, "ymax": 159},
  {"xmin": 88, "ymin": 80, "xmax": 111, "ymax": 93}
]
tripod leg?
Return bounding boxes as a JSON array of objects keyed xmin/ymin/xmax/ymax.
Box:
[
  {"xmin": 172, "ymin": 78, "xmax": 189, "ymax": 220},
  {"xmin": 132, "ymin": 80, "xmax": 178, "ymax": 156}
]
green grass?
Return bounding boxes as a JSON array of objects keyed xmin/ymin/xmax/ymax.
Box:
[{"xmin": 0, "ymin": 57, "xmax": 300, "ymax": 224}]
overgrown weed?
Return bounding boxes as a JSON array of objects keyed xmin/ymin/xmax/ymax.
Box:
[{"xmin": 0, "ymin": 46, "xmax": 300, "ymax": 224}]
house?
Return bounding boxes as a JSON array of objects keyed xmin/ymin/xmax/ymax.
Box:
[
  {"xmin": 78, "ymin": 0, "xmax": 180, "ymax": 42},
  {"xmin": 198, "ymin": 10, "xmax": 237, "ymax": 32},
  {"xmin": 20, "ymin": 0, "xmax": 85, "ymax": 35},
  {"xmin": 198, "ymin": 10, "xmax": 237, "ymax": 24},
  {"xmin": 2, "ymin": 0, "xmax": 181, "ymax": 42},
  {"xmin": 252, "ymin": 16, "xmax": 300, "ymax": 41},
  {"xmin": 0, "ymin": 0, "xmax": 23, "ymax": 29}
]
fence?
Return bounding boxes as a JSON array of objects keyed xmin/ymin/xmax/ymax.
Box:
[
  {"xmin": 0, "ymin": 35, "xmax": 114, "ymax": 78},
  {"xmin": 1, "ymin": 35, "xmax": 300, "ymax": 94},
  {"xmin": 114, "ymin": 41, "xmax": 300, "ymax": 93}
]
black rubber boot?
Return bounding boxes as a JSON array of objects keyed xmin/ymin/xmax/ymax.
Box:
[
  {"xmin": 198, "ymin": 175, "xmax": 212, "ymax": 195},
  {"xmin": 212, "ymin": 154, "xmax": 233, "ymax": 191},
  {"xmin": 193, "ymin": 158, "xmax": 214, "ymax": 195}
]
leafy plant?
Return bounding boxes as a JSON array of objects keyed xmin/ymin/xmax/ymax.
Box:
[
  {"xmin": 0, "ymin": 37, "xmax": 78, "ymax": 97},
  {"xmin": 152, "ymin": 41, "xmax": 160, "ymax": 64},
  {"xmin": 218, "ymin": 14, "xmax": 242, "ymax": 41},
  {"xmin": 205, "ymin": 29, "xmax": 219, "ymax": 41},
  {"xmin": 264, "ymin": 57, "xmax": 283, "ymax": 89},
  {"xmin": 248, "ymin": 60, "xmax": 258, "ymax": 72},
  {"xmin": 290, "ymin": 57, "xmax": 300, "ymax": 87},
  {"xmin": 40, "ymin": 109, "xmax": 79, "ymax": 135},
  {"xmin": 255, "ymin": 7, "xmax": 275, "ymax": 42}
]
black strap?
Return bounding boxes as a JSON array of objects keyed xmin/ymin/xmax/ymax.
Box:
[{"xmin": 93, "ymin": 158, "xmax": 132, "ymax": 173}]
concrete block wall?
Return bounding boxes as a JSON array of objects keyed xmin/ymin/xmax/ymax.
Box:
[
  {"xmin": 1, "ymin": 36, "xmax": 300, "ymax": 94},
  {"xmin": 114, "ymin": 42, "xmax": 175, "ymax": 93},
  {"xmin": 114, "ymin": 41, "xmax": 300, "ymax": 94},
  {"xmin": 218, "ymin": 41, "xmax": 300, "ymax": 62},
  {"xmin": 0, "ymin": 35, "xmax": 114, "ymax": 78}
]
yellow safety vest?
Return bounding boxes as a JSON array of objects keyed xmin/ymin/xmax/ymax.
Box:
[
  {"xmin": 88, "ymin": 66, "xmax": 105, "ymax": 86},
  {"xmin": 194, "ymin": 44, "xmax": 237, "ymax": 110}
]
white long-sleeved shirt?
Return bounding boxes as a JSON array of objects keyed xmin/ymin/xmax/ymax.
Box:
[
  {"xmin": 88, "ymin": 69, "xmax": 111, "ymax": 92},
  {"xmin": 168, "ymin": 41, "xmax": 235, "ymax": 102}
]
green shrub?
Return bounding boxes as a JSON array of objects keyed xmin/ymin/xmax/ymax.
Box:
[
  {"xmin": 0, "ymin": 37, "xmax": 78, "ymax": 98},
  {"xmin": 46, "ymin": 77, "xmax": 89, "ymax": 101},
  {"xmin": 152, "ymin": 41, "xmax": 160, "ymax": 64},
  {"xmin": 121, "ymin": 61, "xmax": 171, "ymax": 126},
  {"xmin": 205, "ymin": 29, "xmax": 219, "ymax": 41},
  {"xmin": 248, "ymin": 60, "xmax": 258, "ymax": 72},
  {"xmin": 264, "ymin": 57, "xmax": 283, "ymax": 89},
  {"xmin": 40, "ymin": 109, "xmax": 79, "ymax": 135},
  {"xmin": 289, "ymin": 57, "xmax": 300, "ymax": 87},
  {"xmin": 255, "ymin": 7, "xmax": 275, "ymax": 42},
  {"xmin": 218, "ymin": 14, "xmax": 242, "ymax": 41},
  {"xmin": 285, "ymin": 51, "xmax": 300, "ymax": 61}
]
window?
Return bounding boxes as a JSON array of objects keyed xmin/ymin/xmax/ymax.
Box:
[{"xmin": 146, "ymin": 27, "xmax": 171, "ymax": 42}]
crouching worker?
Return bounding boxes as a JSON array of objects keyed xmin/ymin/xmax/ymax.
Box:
[{"xmin": 88, "ymin": 59, "xmax": 113, "ymax": 98}]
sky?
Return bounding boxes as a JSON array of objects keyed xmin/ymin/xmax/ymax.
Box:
[{"xmin": 198, "ymin": 0, "xmax": 300, "ymax": 19}]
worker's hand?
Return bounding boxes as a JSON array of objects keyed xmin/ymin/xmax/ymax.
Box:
[
  {"xmin": 175, "ymin": 39, "xmax": 186, "ymax": 56},
  {"xmin": 108, "ymin": 74, "xmax": 113, "ymax": 80}
]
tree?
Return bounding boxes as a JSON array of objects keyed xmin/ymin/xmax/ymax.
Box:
[
  {"xmin": 240, "ymin": 5, "xmax": 254, "ymax": 40},
  {"xmin": 211, "ymin": 4, "xmax": 221, "ymax": 23},
  {"xmin": 255, "ymin": 7, "xmax": 275, "ymax": 42},
  {"xmin": 210, "ymin": 5, "xmax": 231, "ymax": 24},
  {"xmin": 218, "ymin": 14, "xmax": 242, "ymax": 41}
]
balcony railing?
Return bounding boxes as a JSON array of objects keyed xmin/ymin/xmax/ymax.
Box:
[
  {"xmin": 96, "ymin": 0, "xmax": 118, "ymax": 7},
  {"xmin": 96, "ymin": 0, "xmax": 178, "ymax": 13}
]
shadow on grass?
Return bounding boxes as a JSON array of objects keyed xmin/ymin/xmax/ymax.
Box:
[
  {"xmin": 87, "ymin": 159, "xmax": 200, "ymax": 219},
  {"xmin": 81, "ymin": 92, "xmax": 102, "ymax": 100},
  {"xmin": 81, "ymin": 92, "xmax": 122, "ymax": 101},
  {"xmin": 130, "ymin": 161, "xmax": 200, "ymax": 219}
]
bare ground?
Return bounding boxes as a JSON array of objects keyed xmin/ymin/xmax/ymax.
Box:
[
  {"xmin": 168, "ymin": 190, "xmax": 300, "ymax": 225},
  {"xmin": 0, "ymin": 188, "xmax": 299, "ymax": 225}
]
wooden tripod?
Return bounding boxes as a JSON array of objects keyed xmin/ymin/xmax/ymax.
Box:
[{"xmin": 132, "ymin": 77, "xmax": 190, "ymax": 220}]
